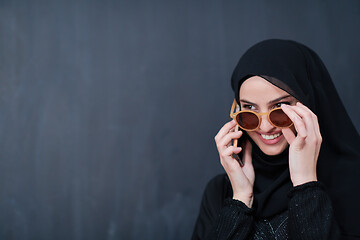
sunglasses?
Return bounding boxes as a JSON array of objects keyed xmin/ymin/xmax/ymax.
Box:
[{"xmin": 229, "ymin": 99, "xmax": 293, "ymax": 131}]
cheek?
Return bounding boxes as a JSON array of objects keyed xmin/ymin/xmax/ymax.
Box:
[{"xmin": 246, "ymin": 131, "xmax": 258, "ymax": 142}]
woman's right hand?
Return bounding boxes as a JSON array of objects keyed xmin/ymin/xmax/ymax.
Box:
[{"xmin": 215, "ymin": 120, "xmax": 255, "ymax": 208}]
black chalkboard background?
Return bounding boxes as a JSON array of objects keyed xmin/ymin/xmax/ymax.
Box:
[{"xmin": 0, "ymin": 1, "xmax": 359, "ymax": 239}]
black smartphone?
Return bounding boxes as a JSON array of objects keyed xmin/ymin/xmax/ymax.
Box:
[
  {"xmin": 230, "ymin": 100, "xmax": 248, "ymax": 167},
  {"xmin": 232, "ymin": 124, "xmax": 248, "ymax": 167}
]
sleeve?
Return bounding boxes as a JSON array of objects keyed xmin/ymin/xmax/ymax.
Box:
[
  {"xmin": 287, "ymin": 181, "xmax": 341, "ymax": 240},
  {"xmin": 192, "ymin": 175, "xmax": 255, "ymax": 240}
]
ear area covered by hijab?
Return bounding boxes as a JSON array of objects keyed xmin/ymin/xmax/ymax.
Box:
[{"xmin": 231, "ymin": 39, "xmax": 360, "ymax": 237}]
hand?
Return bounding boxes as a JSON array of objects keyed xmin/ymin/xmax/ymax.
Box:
[
  {"xmin": 214, "ymin": 120, "xmax": 255, "ymax": 207},
  {"xmin": 281, "ymin": 102, "xmax": 322, "ymax": 186}
]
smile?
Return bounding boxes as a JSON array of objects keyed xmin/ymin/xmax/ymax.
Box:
[
  {"xmin": 256, "ymin": 132, "xmax": 284, "ymax": 145},
  {"xmin": 261, "ymin": 133, "xmax": 281, "ymax": 140}
]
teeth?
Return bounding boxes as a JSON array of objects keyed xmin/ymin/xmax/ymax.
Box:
[{"xmin": 261, "ymin": 133, "xmax": 281, "ymax": 140}]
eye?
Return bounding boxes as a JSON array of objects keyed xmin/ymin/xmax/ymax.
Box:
[
  {"xmin": 242, "ymin": 104, "xmax": 256, "ymax": 110},
  {"xmin": 274, "ymin": 102, "xmax": 290, "ymax": 108}
]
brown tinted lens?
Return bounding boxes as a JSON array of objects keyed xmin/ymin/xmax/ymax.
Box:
[
  {"xmin": 236, "ymin": 112, "xmax": 259, "ymax": 130},
  {"xmin": 269, "ymin": 108, "xmax": 292, "ymax": 127}
]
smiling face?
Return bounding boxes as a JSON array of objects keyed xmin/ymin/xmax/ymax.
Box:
[{"xmin": 239, "ymin": 76, "xmax": 297, "ymax": 156}]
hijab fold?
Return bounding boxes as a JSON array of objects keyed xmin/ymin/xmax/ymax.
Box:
[{"xmin": 230, "ymin": 39, "xmax": 360, "ymax": 236}]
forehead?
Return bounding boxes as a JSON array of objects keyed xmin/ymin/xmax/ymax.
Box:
[{"xmin": 239, "ymin": 76, "xmax": 290, "ymax": 101}]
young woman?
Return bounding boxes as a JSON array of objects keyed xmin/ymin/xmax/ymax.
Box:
[{"xmin": 192, "ymin": 39, "xmax": 360, "ymax": 240}]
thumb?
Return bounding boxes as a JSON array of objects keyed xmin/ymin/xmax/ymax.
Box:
[
  {"xmin": 282, "ymin": 128, "xmax": 296, "ymax": 145},
  {"xmin": 243, "ymin": 140, "xmax": 253, "ymax": 167},
  {"xmin": 283, "ymin": 128, "xmax": 306, "ymax": 150}
]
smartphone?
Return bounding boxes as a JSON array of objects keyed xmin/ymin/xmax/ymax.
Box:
[
  {"xmin": 232, "ymin": 124, "xmax": 246, "ymax": 167},
  {"xmin": 230, "ymin": 100, "xmax": 249, "ymax": 167}
]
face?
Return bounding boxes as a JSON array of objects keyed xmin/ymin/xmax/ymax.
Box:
[{"xmin": 239, "ymin": 76, "xmax": 297, "ymax": 156}]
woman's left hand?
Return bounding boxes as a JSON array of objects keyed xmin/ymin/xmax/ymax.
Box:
[{"xmin": 281, "ymin": 102, "xmax": 322, "ymax": 186}]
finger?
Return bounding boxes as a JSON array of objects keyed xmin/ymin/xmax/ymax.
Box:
[
  {"xmin": 218, "ymin": 130, "xmax": 243, "ymax": 150},
  {"xmin": 242, "ymin": 140, "xmax": 252, "ymax": 167},
  {"xmin": 290, "ymin": 103, "xmax": 322, "ymax": 150},
  {"xmin": 297, "ymin": 102, "xmax": 322, "ymax": 157},
  {"xmin": 215, "ymin": 120, "xmax": 237, "ymax": 142},
  {"xmin": 223, "ymin": 146, "xmax": 242, "ymax": 157},
  {"xmin": 220, "ymin": 147, "xmax": 244, "ymax": 171},
  {"xmin": 283, "ymin": 104, "xmax": 313, "ymax": 133},
  {"xmin": 288, "ymin": 103, "xmax": 317, "ymax": 138},
  {"xmin": 282, "ymin": 128, "xmax": 296, "ymax": 145},
  {"xmin": 296, "ymin": 102, "xmax": 322, "ymax": 138},
  {"xmin": 281, "ymin": 104, "xmax": 307, "ymax": 138}
]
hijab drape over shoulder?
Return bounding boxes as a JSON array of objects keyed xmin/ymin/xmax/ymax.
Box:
[{"xmin": 230, "ymin": 39, "xmax": 360, "ymax": 237}]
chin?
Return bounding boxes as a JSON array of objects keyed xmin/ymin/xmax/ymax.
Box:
[
  {"xmin": 258, "ymin": 144, "xmax": 288, "ymax": 156},
  {"xmin": 248, "ymin": 133, "xmax": 289, "ymax": 156}
]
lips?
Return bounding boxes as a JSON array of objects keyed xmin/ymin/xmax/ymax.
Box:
[
  {"xmin": 257, "ymin": 132, "xmax": 283, "ymax": 145},
  {"xmin": 261, "ymin": 133, "xmax": 281, "ymax": 140}
]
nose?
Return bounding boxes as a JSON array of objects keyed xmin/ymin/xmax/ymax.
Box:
[{"xmin": 259, "ymin": 115, "xmax": 276, "ymax": 132}]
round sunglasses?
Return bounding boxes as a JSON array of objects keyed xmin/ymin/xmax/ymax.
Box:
[{"xmin": 229, "ymin": 99, "xmax": 293, "ymax": 131}]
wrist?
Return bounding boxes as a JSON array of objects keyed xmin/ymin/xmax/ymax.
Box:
[
  {"xmin": 291, "ymin": 175, "xmax": 317, "ymax": 187},
  {"xmin": 233, "ymin": 193, "xmax": 253, "ymax": 208}
]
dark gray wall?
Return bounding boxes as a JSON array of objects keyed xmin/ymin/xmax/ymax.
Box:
[{"xmin": 0, "ymin": 1, "xmax": 359, "ymax": 239}]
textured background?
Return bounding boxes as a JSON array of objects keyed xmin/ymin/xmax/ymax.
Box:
[{"xmin": 0, "ymin": 0, "xmax": 359, "ymax": 239}]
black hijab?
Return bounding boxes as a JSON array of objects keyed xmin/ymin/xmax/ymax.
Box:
[{"xmin": 230, "ymin": 39, "xmax": 360, "ymax": 236}]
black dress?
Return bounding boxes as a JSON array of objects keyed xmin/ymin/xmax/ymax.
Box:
[
  {"xmin": 191, "ymin": 174, "xmax": 341, "ymax": 240},
  {"xmin": 192, "ymin": 39, "xmax": 360, "ymax": 239}
]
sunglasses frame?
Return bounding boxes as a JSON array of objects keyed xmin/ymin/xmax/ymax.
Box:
[{"xmin": 229, "ymin": 99, "xmax": 293, "ymax": 131}]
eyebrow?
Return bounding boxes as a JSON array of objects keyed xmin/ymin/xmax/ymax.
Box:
[{"xmin": 240, "ymin": 95, "xmax": 292, "ymax": 106}]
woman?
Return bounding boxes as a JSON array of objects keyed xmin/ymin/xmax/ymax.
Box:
[{"xmin": 192, "ymin": 39, "xmax": 360, "ymax": 239}]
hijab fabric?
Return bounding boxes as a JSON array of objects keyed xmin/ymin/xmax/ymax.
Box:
[{"xmin": 230, "ymin": 39, "xmax": 360, "ymax": 237}]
